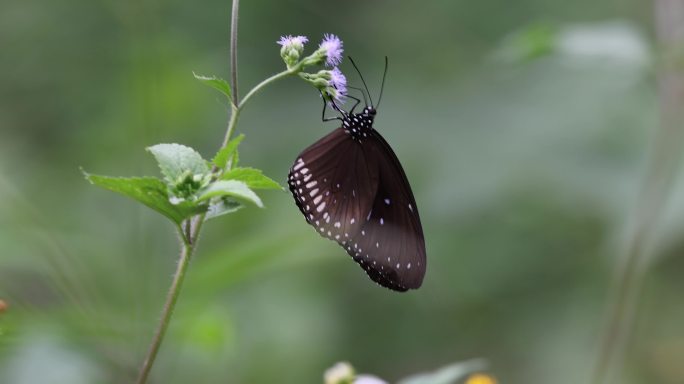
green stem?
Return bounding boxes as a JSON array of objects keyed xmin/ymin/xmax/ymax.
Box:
[
  {"xmin": 239, "ymin": 67, "xmax": 299, "ymax": 108},
  {"xmin": 230, "ymin": 0, "xmax": 239, "ymax": 105},
  {"xmin": 135, "ymin": 235, "xmax": 195, "ymax": 384}
]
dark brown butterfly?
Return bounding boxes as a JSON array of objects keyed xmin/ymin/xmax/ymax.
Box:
[{"xmin": 288, "ymin": 58, "xmax": 426, "ymax": 291}]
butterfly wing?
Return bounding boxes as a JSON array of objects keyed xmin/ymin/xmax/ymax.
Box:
[
  {"xmin": 345, "ymin": 129, "xmax": 426, "ymax": 291},
  {"xmin": 288, "ymin": 128, "xmax": 379, "ymax": 244},
  {"xmin": 289, "ymin": 127, "xmax": 426, "ymax": 292}
]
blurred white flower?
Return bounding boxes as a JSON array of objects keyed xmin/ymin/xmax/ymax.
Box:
[
  {"xmin": 355, "ymin": 375, "xmax": 389, "ymax": 384},
  {"xmin": 325, "ymin": 362, "xmax": 355, "ymax": 384}
]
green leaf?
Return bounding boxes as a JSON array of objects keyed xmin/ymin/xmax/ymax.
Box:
[
  {"xmin": 83, "ymin": 172, "xmax": 206, "ymax": 225},
  {"xmin": 231, "ymin": 148, "xmax": 240, "ymax": 169},
  {"xmin": 147, "ymin": 143, "xmax": 209, "ymax": 183},
  {"xmin": 193, "ymin": 72, "xmax": 232, "ymax": 102},
  {"xmin": 496, "ymin": 22, "xmax": 558, "ymax": 63},
  {"xmin": 197, "ymin": 180, "xmax": 263, "ymax": 208},
  {"xmin": 206, "ymin": 198, "xmax": 243, "ymax": 220},
  {"xmin": 212, "ymin": 134, "xmax": 244, "ymax": 169},
  {"xmin": 221, "ymin": 167, "xmax": 283, "ymax": 190}
]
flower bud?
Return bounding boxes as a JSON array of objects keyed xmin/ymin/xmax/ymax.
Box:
[{"xmin": 278, "ymin": 35, "xmax": 309, "ymax": 68}]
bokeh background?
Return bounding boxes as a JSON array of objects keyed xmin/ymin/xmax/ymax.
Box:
[{"xmin": 2, "ymin": 0, "xmax": 684, "ymax": 383}]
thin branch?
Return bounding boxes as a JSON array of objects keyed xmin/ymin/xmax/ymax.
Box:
[
  {"xmin": 591, "ymin": 1, "xmax": 684, "ymax": 382},
  {"xmin": 230, "ymin": 0, "xmax": 239, "ymax": 105}
]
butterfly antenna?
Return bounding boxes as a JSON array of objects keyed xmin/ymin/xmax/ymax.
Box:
[
  {"xmin": 348, "ymin": 56, "xmax": 374, "ymax": 107},
  {"xmin": 376, "ymin": 56, "xmax": 389, "ymax": 108}
]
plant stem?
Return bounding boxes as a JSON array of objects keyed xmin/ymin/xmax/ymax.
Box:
[
  {"xmin": 136, "ymin": 237, "xmax": 195, "ymax": 384},
  {"xmin": 230, "ymin": 0, "xmax": 239, "ymax": 105},
  {"xmin": 220, "ymin": 66, "xmax": 300, "ymax": 151},
  {"xmin": 591, "ymin": 1, "xmax": 684, "ymax": 382},
  {"xmin": 239, "ymin": 67, "xmax": 299, "ymax": 108}
]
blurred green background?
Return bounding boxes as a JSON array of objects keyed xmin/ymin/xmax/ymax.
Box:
[{"xmin": 2, "ymin": 0, "xmax": 684, "ymax": 383}]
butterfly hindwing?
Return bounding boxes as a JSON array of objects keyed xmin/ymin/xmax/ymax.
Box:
[{"xmin": 344, "ymin": 130, "xmax": 426, "ymax": 291}]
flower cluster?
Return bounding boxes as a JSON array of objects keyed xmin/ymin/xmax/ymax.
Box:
[
  {"xmin": 277, "ymin": 33, "xmax": 347, "ymax": 103},
  {"xmin": 319, "ymin": 33, "xmax": 343, "ymax": 66},
  {"xmin": 277, "ymin": 35, "xmax": 308, "ymax": 67}
]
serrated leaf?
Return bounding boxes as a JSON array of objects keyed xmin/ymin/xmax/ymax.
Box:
[
  {"xmin": 147, "ymin": 143, "xmax": 209, "ymax": 183},
  {"xmin": 193, "ymin": 72, "xmax": 232, "ymax": 101},
  {"xmin": 197, "ymin": 180, "xmax": 263, "ymax": 208},
  {"xmin": 206, "ymin": 198, "xmax": 244, "ymax": 220},
  {"xmin": 212, "ymin": 134, "xmax": 244, "ymax": 169},
  {"xmin": 221, "ymin": 167, "xmax": 283, "ymax": 190},
  {"xmin": 83, "ymin": 172, "xmax": 206, "ymax": 225}
]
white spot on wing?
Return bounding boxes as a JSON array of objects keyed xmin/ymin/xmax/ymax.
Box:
[
  {"xmin": 384, "ymin": 198, "xmax": 390, "ymax": 205},
  {"xmin": 293, "ymin": 159, "xmax": 305, "ymax": 171},
  {"xmin": 317, "ymin": 202, "xmax": 326, "ymax": 212},
  {"xmin": 313, "ymin": 195, "xmax": 322, "ymax": 204},
  {"xmin": 306, "ymin": 181, "xmax": 317, "ymax": 189}
]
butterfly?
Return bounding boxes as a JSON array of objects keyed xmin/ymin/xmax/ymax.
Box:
[{"xmin": 288, "ymin": 58, "xmax": 426, "ymax": 292}]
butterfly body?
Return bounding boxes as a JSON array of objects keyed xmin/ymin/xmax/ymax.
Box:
[{"xmin": 288, "ymin": 106, "xmax": 426, "ymax": 292}]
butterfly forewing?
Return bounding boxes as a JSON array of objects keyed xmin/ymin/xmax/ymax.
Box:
[{"xmin": 288, "ymin": 128, "xmax": 378, "ymax": 243}]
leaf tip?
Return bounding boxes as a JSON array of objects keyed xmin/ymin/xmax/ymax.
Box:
[{"xmin": 80, "ymin": 167, "xmax": 94, "ymax": 183}]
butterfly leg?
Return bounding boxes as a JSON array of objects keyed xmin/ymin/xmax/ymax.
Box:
[
  {"xmin": 321, "ymin": 93, "xmax": 343, "ymax": 122},
  {"xmin": 345, "ymin": 94, "xmax": 362, "ymax": 114},
  {"xmin": 347, "ymin": 86, "xmax": 368, "ymax": 110}
]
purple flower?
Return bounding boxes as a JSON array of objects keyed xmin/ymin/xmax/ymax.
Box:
[
  {"xmin": 319, "ymin": 34, "xmax": 343, "ymax": 67},
  {"xmin": 329, "ymin": 67, "xmax": 347, "ymax": 100},
  {"xmin": 277, "ymin": 35, "xmax": 309, "ymax": 47}
]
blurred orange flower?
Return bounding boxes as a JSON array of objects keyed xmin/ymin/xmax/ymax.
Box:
[{"xmin": 465, "ymin": 373, "xmax": 498, "ymax": 384}]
